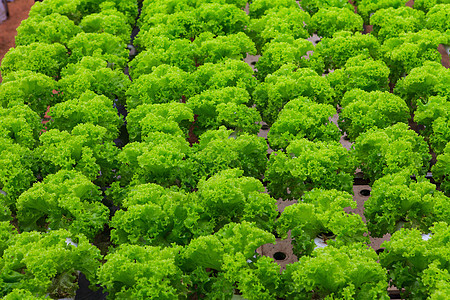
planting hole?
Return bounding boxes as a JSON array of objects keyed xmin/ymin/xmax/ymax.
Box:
[
  {"xmin": 273, "ymin": 252, "xmax": 287, "ymax": 261},
  {"xmin": 359, "ymin": 189, "xmax": 371, "ymax": 196},
  {"xmin": 376, "ymin": 248, "xmax": 385, "ymax": 255}
]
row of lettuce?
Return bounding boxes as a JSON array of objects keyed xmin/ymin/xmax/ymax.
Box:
[{"xmin": 0, "ymin": 0, "xmax": 449, "ymax": 299}]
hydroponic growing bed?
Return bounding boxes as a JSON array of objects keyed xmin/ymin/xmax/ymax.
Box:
[{"xmin": 0, "ymin": 0, "xmax": 449, "ymax": 299}]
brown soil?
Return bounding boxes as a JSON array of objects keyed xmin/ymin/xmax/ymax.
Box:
[{"xmin": 0, "ymin": 0, "xmax": 34, "ymax": 82}]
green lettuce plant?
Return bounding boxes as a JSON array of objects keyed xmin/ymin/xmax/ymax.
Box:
[
  {"xmin": 425, "ymin": 4, "xmax": 450, "ymax": 32},
  {"xmin": 414, "ymin": 96, "xmax": 450, "ymax": 154},
  {"xmin": 0, "ymin": 138, "xmax": 37, "ymax": 210},
  {"xmin": 266, "ymin": 138, "xmax": 354, "ymax": 200},
  {"xmin": 29, "ymin": 0, "xmax": 138, "ymax": 24},
  {"xmin": 281, "ymin": 244, "xmax": 389, "ymax": 299},
  {"xmin": 255, "ymin": 37, "xmax": 317, "ymax": 80},
  {"xmin": 315, "ymin": 31, "xmax": 380, "ymax": 70},
  {"xmin": 0, "ymin": 230, "xmax": 102, "ymax": 298},
  {"xmin": 126, "ymin": 64, "xmax": 194, "ymax": 109},
  {"xmin": 0, "ymin": 42, "xmax": 68, "ymax": 78},
  {"xmin": 36, "ymin": 124, "xmax": 119, "ymax": 184},
  {"xmin": 339, "ymin": 89, "xmax": 409, "ymax": 141},
  {"xmin": 380, "ymin": 222, "xmax": 450, "ymax": 299},
  {"xmin": 193, "ymin": 32, "xmax": 256, "ymax": 65},
  {"xmin": 300, "ymin": 0, "xmax": 353, "ymax": 16},
  {"xmin": 193, "ymin": 169, "xmax": 278, "ymax": 233},
  {"xmin": 195, "ymin": 3, "xmax": 249, "ymax": 35},
  {"xmin": 58, "ymin": 56, "xmax": 131, "ymax": 105},
  {"xmin": 380, "ymin": 30, "xmax": 446, "ymax": 84},
  {"xmin": 110, "ymin": 184, "xmax": 209, "ymax": 246},
  {"xmin": 357, "ymin": 0, "xmax": 408, "ymax": 23},
  {"xmin": 48, "ymin": 91, "xmax": 123, "ymax": 140},
  {"xmin": 129, "ymin": 38, "xmax": 196, "ymax": 79},
  {"xmin": 0, "ymin": 71, "xmax": 58, "ymax": 115},
  {"xmin": 192, "ymin": 59, "xmax": 258, "ymax": 96},
  {"xmin": 127, "ymin": 102, "xmax": 193, "ymax": 141},
  {"xmin": 365, "ymin": 171, "xmax": 449, "ymax": 237},
  {"xmin": 352, "ymin": 123, "xmax": 431, "ymax": 182},
  {"xmin": 136, "ymin": 10, "xmax": 200, "ymax": 44},
  {"xmin": 15, "ymin": 13, "xmax": 81, "ymax": 46},
  {"xmin": 308, "ymin": 7, "xmax": 363, "ymax": 38},
  {"xmin": 247, "ymin": 7, "xmax": 311, "ymax": 53},
  {"xmin": 16, "ymin": 170, "xmax": 108, "ymax": 239},
  {"xmin": 277, "ymin": 189, "xmax": 369, "ymax": 258},
  {"xmin": 28, "ymin": 0, "xmax": 86, "ymax": 23},
  {"xmin": 180, "ymin": 222, "xmax": 276, "ymax": 298},
  {"xmin": 414, "ymin": 0, "xmax": 450, "ymax": 13},
  {"xmin": 187, "ymin": 87, "xmax": 261, "ymax": 136},
  {"xmin": 268, "ymin": 97, "xmax": 340, "ymax": 150},
  {"xmin": 327, "ymin": 54, "xmax": 390, "ymax": 101},
  {"xmin": 97, "ymin": 244, "xmax": 188, "ymax": 299},
  {"xmin": 67, "ymin": 32, "xmax": 129, "ymax": 69},
  {"xmin": 253, "ymin": 64, "xmax": 335, "ymax": 125},
  {"xmin": 189, "ymin": 127, "xmax": 268, "ymax": 183},
  {"xmin": 394, "ymin": 61, "xmax": 450, "ymax": 110},
  {"xmin": 79, "ymin": 8, "xmax": 132, "ymax": 43},
  {"xmin": 370, "ymin": 7, "xmax": 426, "ymax": 42},
  {"xmin": 0, "ymin": 105, "xmax": 42, "ymax": 149},
  {"xmin": 117, "ymin": 132, "xmax": 192, "ymax": 188},
  {"xmin": 248, "ymin": 0, "xmax": 299, "ymax": 19}
]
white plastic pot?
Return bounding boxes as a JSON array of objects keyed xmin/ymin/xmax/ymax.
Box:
[
  {"xmin": 313, "ymin": 237, "xmax": 328, "ymax": 249},
  {"xmin": 421, "ymin": 233, "xmax": 432, "ymax": 241}
]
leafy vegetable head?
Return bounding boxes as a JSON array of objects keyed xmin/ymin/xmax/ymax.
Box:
[
  {"xmin": 97, "ymin": 244, "xmax": 187, "ymax": 299},
  {"xmin": 300, "ymin": 0, "xmax": 353, "ymax": 16},
  {"xmin": 190, "ymin": 127, "xmax": 268, "ymax": 183},
  {"xmin": 282, "ymin": 244, "xmax": 389, "ymax": 299},
  {"xmin": 37, "ymin": 124, "xmax": 119, "ymax": 185},
  {"xmin": 380, "ymin": 222, "xmax": 450, "ymax": 298},
  {"xmin": 253, "ymin": 65, "xmax": 336, "ymax": 125},
  {"xmin": 380, "ymin": 30, "xmax": 446, "ymax": 84},
  {"xmin": 117, "ymin": 132, "xmax": 192, "ymax": 188},
  {"xmin": 358, "ymin": 0, "xmax": 408, "ymax": 23},
  {"xmin": 327, "ymin": 54, "xmax": 390, "ymax": 103},
  {"xmin": 352, "ymin": 123, "xmax": 431, "ymax": 182},
  {"xmin": 308, "ymin": 8, "xmax": 363, "ymax": 38},
  {"xmin": 266, "ymin": 139, "xmax": 354, "ymax": 200},
  {"xmin": 394, "ymin": 61, "xmax": 450, "ymax": 110},
  {"xmin": 79, "ymin": 8, "xmax": 132, "ymax": 43},
  {"xmin": 248, "ymin": 0, "xmax": 299, "ymax": 19},
  {"xmin": 0, "ymin": 43, "xmax": 68, "ymax": 78},
  {"xmin": 0, "ymin": 229, "xmax": 102, "ymax": 298},
  {"xmin": 16, "ymin": 170, "xmax": 107, "ymax": 239},
  {"xmin": 67, "ymin": 32, "xmax": 129, "ymax": 69},
  {"xmin": 370, "ymin": 7, "xmax": 426, "ymax": 42},
  {"xmin": 187, "ymin": 87, "xmax": 261, "ymax": 136},
  {"xmin": 127, "ymin": 102, "xmax": 193, "ymax": 142},
  {"xmin": 365, "ymin": 171, "xmax": 449, "ymax": 237},
  {"xmin": 255, "ymin": 38, "xmax": 316, "ymax": 80},
  {"xmin": 15, "ymin": 13, "xmax": 81, "ymax": 46},
  {"xmin": 0, "ymin": 105, "xmax": 42, "ymax": 149},
  {"xmin": 247, "ymin": 7, "xmax": 311, "ymax": 53},
  {"xmin": 268, "ymin": 97, "xmax": 340, "ymax": 150},
  {"xmin": 194, "ymin": 168, "xmax": 278, "ymax": 232},
  {"xmin": 340, "ymin": 89, "xmax": 409, "ymax": 141},
  {"xmin": 0, "ymin": 71, "xmax": 58, "ymax": 115},
  {"xmin": 0, "ymin": 138, "xmax": 37, "ymax": 210},
  {"xmin": 48, "ymin": 91, "xmax": 123, "ymax": 140},
  {"xmin": 315, "ymin": 31, "xmax": 381, "ymax": 70}
]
